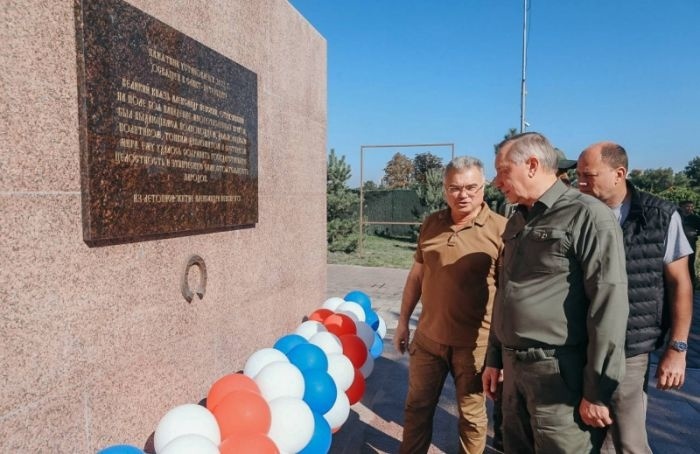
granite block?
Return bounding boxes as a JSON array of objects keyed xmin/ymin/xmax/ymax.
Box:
[
  {"xmin": 0, "ymin": 1, "xmax": 80, "ymax": 193},
  {"xmin": 1, "ymin": 0, "xmax": 326, "ymax": 450}
]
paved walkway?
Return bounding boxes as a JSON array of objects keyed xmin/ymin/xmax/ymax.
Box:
[{"xmin": 327, "ymin": 264, "xmax": 700, "ymax": 454}]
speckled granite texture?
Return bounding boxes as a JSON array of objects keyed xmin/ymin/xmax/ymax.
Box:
[{"xmin": 0, "ymin": 0, "xmax": 326, "ymax": 451}]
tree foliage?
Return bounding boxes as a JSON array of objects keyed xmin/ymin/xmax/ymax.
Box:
[
  {"xmin": 413, "ymin": 152, "xmax": 444, "ymax": 185},
  {"xmin": 685, "ymin": 157, "xmax": 700, "ymax": 188},
  {"xmin": 415, "ymin": 168, "xmax": 446, "ymax": 214},
  {"xmin": 382, "ymin": 152, "xmax": 414, "ymax": 189},
  {"xmin": 327, "ymin": 149, "xmax": 358, "ymax": 252},
  {"xmin": 659, "ymin": 186, "xmax": 700, "ymax": 207},
  {"xmin": 628, "ymin": 168, "xmax": 675, "ymax": 193},
  {"xmin": 362, "ymin": 180, "xmax": 379, "ymax": 191},
  {"xmin": 494, "ymin": 127, "xmax": 518, "ymax": 154},
  {"xmin": 410, "ymin": 167, "xmax": 447, "ymax": 241},
  {"xmin": 623, "ymin": 157, "xmax": 700, "ymax": 206},
  {"xmin": 484, "ymin": 183, "xmax": 504, "ymax": 212}
]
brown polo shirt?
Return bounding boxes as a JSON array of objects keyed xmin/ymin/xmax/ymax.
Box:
[{"xmin": 415, "ymin": 203, "xmax": 506, "ymax": 347}]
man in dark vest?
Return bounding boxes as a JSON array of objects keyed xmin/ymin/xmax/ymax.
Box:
[{"xmin": 577, "ymin": 142, "xmax": 693, "ymax": 453}]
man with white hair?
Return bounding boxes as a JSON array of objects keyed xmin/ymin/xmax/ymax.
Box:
[{"xmin": 483, "ymin": 132, "xmax": 629, "ymax": 453}]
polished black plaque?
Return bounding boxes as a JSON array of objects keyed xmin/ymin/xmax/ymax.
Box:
[{"xmin": 75, "ymin": 0, "xmax": 258, "ymax": 245}]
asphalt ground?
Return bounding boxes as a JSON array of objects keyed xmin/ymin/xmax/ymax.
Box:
[{"xmin": 327, "ymin": 264, "xmax": 700, "ymax": 454}]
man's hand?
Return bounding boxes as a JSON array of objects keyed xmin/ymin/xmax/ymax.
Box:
[
  {"xmin": 578, "ymin": 398, "xmax": 613, "ymax": 427},
  {"xmin": 393, "ymin": 322, "xmax": 410, "ymax": 354},
  {"xmin": 656, "ymin": 349, "xmax": 686, "ymax": 390},
  {"xmin": 482, "ymin": 366, "xmax": 502, "ymax": 400}
]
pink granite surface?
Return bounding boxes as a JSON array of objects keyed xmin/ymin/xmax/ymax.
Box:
[{"xmin": 0, "ymin": 0, "xmax": 326, "ymax": 451}]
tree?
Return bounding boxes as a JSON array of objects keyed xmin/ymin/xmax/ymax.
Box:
[
  {"xmin": 684, "ymin": 157, "xmax": 700, "ymax": 188},
  {"xmin": 413, "ymin": 152, "xmax": 443, "ymax": 185},
  {"xmin": 410, "ymin": 168, "xmax": 447, "ymax": 241},
  {"xmin": 362, "ymin": 180, "xmax": 379, "ymax": 191},
  {"xmin": 327, "ymin": 149, "xmax": 358, "ymax": 252},
  {"xmin": 674, "ymin": 171, "xmax": 691, "ymax": 188},
  {"xmin": 415, "ymin": 168, "xmax": 446, "ymax": 214},
  {"xmin": 382, "ymin": 152, "xmax": 414, "ymax": 189},
  {"xmin": 494, "ymin": 127, "xmax": 518, "ymax": 153},
  {"xmin": 486, "ymin": 128, "xmax": 518, "ymax": 209},
  {"xmin": 628, "ymin": 168, "xmax": 674, "ymax": 194},
  {"xmin": 659, "ymin": 186, "xmax": 700, "ymax": 207},
  {"xmin": 484, "ymin": 183, "xmax": 504, "ymax": 211}
]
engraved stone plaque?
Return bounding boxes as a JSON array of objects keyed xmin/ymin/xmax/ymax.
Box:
[{"xmin": 75, "ymin": 0, "xmax": 258, "ymax": 245}]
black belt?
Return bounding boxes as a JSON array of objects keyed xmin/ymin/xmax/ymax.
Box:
[{"xmin": 503, "ymin": 345, "xmax": 582, "ymax": 361}]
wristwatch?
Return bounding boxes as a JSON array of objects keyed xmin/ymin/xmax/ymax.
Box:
[{"xmin": 669, "ymin": 340, "xmax": 688, "ymax": 352}]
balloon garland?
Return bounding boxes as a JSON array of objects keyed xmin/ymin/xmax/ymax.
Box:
[{"xmin": 99, "ymin": 290, "xmax": 386, "ymax": 454}]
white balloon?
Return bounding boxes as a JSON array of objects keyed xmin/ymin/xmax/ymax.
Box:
[
  {"xmin": 323, "ymin": 386, "xmax": 350, "ymax": 430},
  {"xmin": 268, "ymin": 397, "xmax": 314, "ymax": 453},
  {"xmin": 295, "ymin": 320, "xmax": 327, "ymax": 340},
  {"xmin": 336, "ymin": 301, "xmax": 366, "ymax": 322},
  {"xmin": 359, "ymin": 351, "xmax": 375, "ymax": 378},
  {"xmin": 244, "ymin": 348, "xmax": 289, "ymax": 378},
  {"xmin": 255, "ymin": 361, "xmax": 305, "ymax": 401},
  {"xmin": 326, "ymin": 352, "xmax": 355, "ymax": 391},
  {"xmin": 309, "ymin": 331, "xmax": 343, "ymax": 355},
  {"xmin": 160, "ymin": 433, "xmax": 220, "ymax": 454},
  {"xmin": 354, "ymin": 321, "xmax": 376, "ymax": 349},
  {"xmin": 376, "ymin": 314, "xmax": 387, "ymax": 339},
  {"xmin": 321, "ymin": 297, "xmax": 345, "ymax": 311},
  {"xmin": 336, "ymin": 309, "xmax": 359, "ymax": 323},
  {"xmin": 154, "ymin": 404, "xmax": 220, "ymax": 453}
]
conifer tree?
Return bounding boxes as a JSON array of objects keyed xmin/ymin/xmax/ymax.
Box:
[{"xmin": 327, "ymin": 149, "xmax": 358, "ymax": 252}]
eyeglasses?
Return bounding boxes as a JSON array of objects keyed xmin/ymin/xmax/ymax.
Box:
[{"xmin": 446, "ymin": 183, "xmax": 484, "ymax": 196}]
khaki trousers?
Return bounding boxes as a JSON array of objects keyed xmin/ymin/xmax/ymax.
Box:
[
  {"xmin": 601, "ymin": 353, "xmax": 652, "ymax": 454},
  {"xmin": 400, "ymin": 331, "xmax": 487, "ymax": 454}
]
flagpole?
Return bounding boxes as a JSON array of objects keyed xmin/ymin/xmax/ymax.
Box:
[{"xmin": 520, "ymin": 0, "xmax": 528, "ymax": 133}]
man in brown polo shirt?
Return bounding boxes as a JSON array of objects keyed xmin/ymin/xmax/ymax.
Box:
[{"xmin": 393, "ymin": 156, "xmax": 506, "ymax": 454}]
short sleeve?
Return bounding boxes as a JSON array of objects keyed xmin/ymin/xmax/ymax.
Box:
[{"xmin": 664, "ymin": 211, "xmax": 693, "ymax": 264}]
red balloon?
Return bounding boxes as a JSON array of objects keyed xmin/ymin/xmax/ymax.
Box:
[
  {"xmin": 220, "ymin": 432, "xmax": 279, "ymax": 454},
  {"xmin": 339, "ymin": 334, "xmax": 367, "ymax": 369},
  {"xmin": 309, "ymin": 308, "xmax": 334, "ymax": 322},
  {"xmin": 212, "ymin": 390, "xmax": 271, "ymax": 439},
  {"xmin": 346, "ymin": 368, "xmax": 366, "ymax": 405},
  {"xmin": 207, "ymin": 374, "xmax": 261, "ymax": 412},
  {"xmin": 324, "ymin": 313, "xmax": 357, "ymax": 337}
]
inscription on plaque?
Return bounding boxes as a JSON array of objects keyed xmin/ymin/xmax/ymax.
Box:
[{"xmin": 75, "ymin": 0, "xmax": 258, "ymax": 245}]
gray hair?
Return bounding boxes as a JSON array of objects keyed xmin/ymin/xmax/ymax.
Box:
[
  {"xmin": 496, "ymin": 132, "xmax": 558, "ymax": 172},
  {"xmin": 443, "ymin": 156, "xmax": 485, "ymax": 182}
]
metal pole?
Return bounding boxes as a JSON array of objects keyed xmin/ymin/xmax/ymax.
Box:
[
  {"xmin": 358, "ymin": 146, "xmax": 364, "ymax": 257},
  {"xmin": 520, "ymin": 0, "xmax": 528, "ymax": 133}
]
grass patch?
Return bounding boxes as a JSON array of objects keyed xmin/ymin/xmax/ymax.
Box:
[{"xmin": 328, "ymin": 235, "xmax": 415, "ymax": 269}]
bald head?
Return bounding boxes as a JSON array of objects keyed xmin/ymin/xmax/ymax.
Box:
[
  {"xmin": 577, "ymin": 141, "xmax": 629, "ymax": 207},
  {"xmin": 580, "ymin": 142, "xmax": 628, "ymax": 171}
]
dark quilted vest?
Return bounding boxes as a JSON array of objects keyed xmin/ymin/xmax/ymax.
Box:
[{"xmin": 622, "ymin": 183, "xmax": 676, "ymax": 357}]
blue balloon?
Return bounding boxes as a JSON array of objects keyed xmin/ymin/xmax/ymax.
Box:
[
  {"xmin": 365, "ymin": 309, "xmax": 379, "ymax": 330},
  {"xmin": 370, "ymin": 332, "xmax": 383, "ymax": 359},
  {"xmin": 274, "ymin": 333, "xmax": 308, "ymax": 354},
  {"xmin": 343, "ymin": 290, "xmax": 372, "ymax": 313},
  {"xmin": 97, "ymin": 445, "xmax": 143, "ymax": 454},
  {"xmin": 302, "ymin": 369, "xmax": 338, "ymax": 415},
  {"xmin": 287, "ymin": 343, "xmax": 329, "ymax": 372},
  {"xmin": 298, "ymin": 410, "xmax": 332, "ymax": 454}
]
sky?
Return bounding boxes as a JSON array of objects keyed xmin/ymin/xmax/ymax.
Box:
[{"xmin": 289, "ymin": 0, "xmax": 700, "ymax": 187}]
